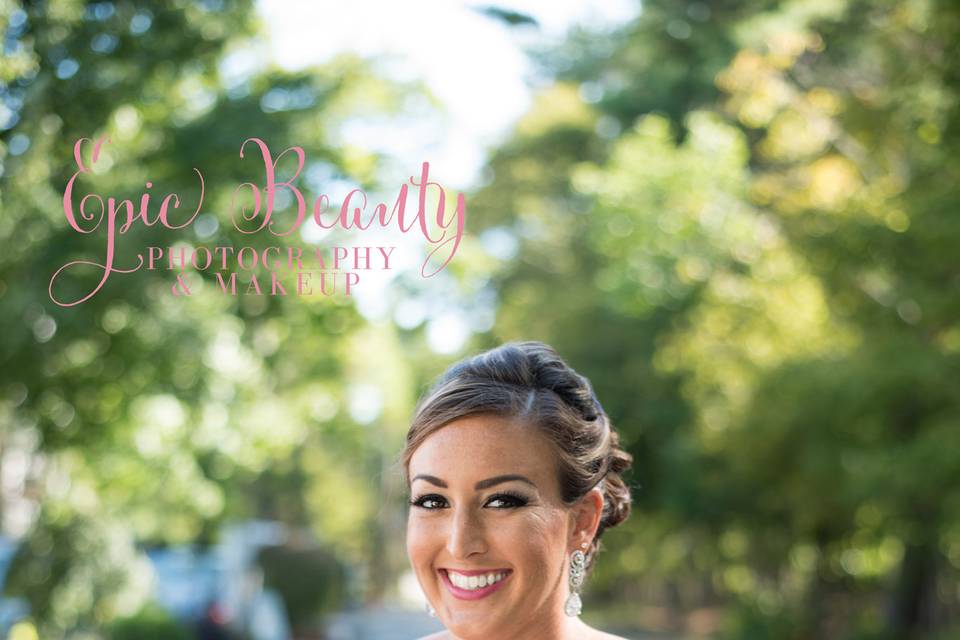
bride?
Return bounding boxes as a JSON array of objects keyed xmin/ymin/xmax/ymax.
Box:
[{"xmin": 401, "ymin": 342, "xmax": 634, "ymax": 640}]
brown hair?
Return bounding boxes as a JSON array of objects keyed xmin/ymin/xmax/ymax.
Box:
[{"xmin": 402, "ymin": 341, "xmax": 632, "ymax": 568}]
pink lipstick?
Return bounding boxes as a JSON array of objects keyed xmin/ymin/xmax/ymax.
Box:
[{"xmin": 440, "ymin": 569, "xmax": 512, "ymax": 600}]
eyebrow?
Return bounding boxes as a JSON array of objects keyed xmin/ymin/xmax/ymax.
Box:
[{"xmin": 410, "ymin": 474, "xmax": 537, "ymax": 491}]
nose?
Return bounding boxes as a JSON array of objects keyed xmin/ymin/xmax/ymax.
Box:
[{"xmin": 446, "ymin": 505, "xmax": 487, "ymax": 560}]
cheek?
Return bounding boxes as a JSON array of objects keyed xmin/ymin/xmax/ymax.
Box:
[
  {"xmin": 494, "ymin": 509, "xmax": 569, "ymax": 572},
  {"xmin": 406, "ymin": 516, "xmax": 439, "ymax": 570}
]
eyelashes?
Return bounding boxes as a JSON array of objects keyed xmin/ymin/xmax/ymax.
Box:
[
  {"xmin": 485, "ymin": 490, "xmax": 530, "ymax": 509},
  {"xmin": 409, "ymin": 491, "xmax": 530, "ymax": 510},
  {"xmin": 410, "ymin": 494, "xmax": 447, "ymax": 510}
]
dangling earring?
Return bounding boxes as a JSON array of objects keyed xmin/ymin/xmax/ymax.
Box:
[
  {"xmin": 564, "ymin": 548, "xmax": 586, "ymax": 617},
  {"xmin": 426, "ymin": 602, "xmax": 437, "ymax": 618}
]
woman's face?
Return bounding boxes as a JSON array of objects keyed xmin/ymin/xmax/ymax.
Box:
[{"xmin": 406, "ymin": 415, "xmax": 583, "ymax": 639}]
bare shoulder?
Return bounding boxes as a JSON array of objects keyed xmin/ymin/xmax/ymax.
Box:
[{"xmin": 414, "ymin": 633, "xmax": 448, "ymax": 640}]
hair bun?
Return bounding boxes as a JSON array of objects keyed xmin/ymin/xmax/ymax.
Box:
[
  {"xmin": 520, "ymin": 342, "xmax": 604, "ymax": 422},
  {"xmin": 607, "ymin": 440, "xmax": 632, "ymax": 476},
  {"xmin": 600, "ymin": 443, "xmax": 633, "ymax": 531}
]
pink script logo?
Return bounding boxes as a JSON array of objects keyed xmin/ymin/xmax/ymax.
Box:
[{"xmin": 48, "ymin": 136, "xmax": 467, "ymax": 306}]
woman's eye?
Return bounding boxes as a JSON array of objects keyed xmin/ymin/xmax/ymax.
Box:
[
  {"xmin": 411, "ymin": 494, "xmax": 448, "ymax": 510},
  {"xmin": 485, "ymin": 493, "xmax": 529, "ymax": 509}
]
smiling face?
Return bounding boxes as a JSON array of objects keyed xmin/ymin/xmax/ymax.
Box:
[{"xmin": 406, "ymin": 414, "xmax": 586, "ymax": 639}]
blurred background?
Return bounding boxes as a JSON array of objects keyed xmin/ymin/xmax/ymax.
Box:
[{"xmin": 1, "ymin": 0, "xmax": 959, "ymax": 638}]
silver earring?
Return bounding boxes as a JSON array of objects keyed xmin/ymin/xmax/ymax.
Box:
[
  {"xmin": 564, "ymin": 549, "xmax": 586, "ymax": 617},
  {"xmin": 426, "ymin": 602, "xmax": 437, "ymax": 618}
]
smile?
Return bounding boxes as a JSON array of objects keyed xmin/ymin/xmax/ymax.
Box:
[{"xmin": 440, "ymin": 569, "xmax": 512, "ymax": 600}]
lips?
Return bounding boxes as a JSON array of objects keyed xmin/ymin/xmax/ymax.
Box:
[
  {"xmin": 440, "ymin": 568, "xmax": 512, "ymax": 600},
  {"xmin": 443, "ymin": 568, "xmax": 505, "ymax": 577}
]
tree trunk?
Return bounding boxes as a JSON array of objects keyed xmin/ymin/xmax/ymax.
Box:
[{"xmin": 886, "ymin": 541, "xmax": 937, "ymax": 639}]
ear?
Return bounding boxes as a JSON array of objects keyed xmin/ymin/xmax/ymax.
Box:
[{"xmin": 568, "ymin": 487, "xmax": 604, "ymax": 553}]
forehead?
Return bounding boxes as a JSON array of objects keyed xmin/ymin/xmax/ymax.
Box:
[{"xmin": 409, "ymin": 414, "xmax": 559, "ymax": 481}]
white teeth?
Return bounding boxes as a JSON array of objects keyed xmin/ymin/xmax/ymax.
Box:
[{"xmin": 447, "ymin": 570, "xmax": 507, "ymax": 591}]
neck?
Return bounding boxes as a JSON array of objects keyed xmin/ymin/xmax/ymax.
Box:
[{"xmin": 447, "ymin": 613, "xmax": 591, "ymax": 640}]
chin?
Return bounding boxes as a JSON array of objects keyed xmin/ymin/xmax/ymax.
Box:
[{"xmin": 445, "ymin": 614, "xmax": 506, "ymax": 639}]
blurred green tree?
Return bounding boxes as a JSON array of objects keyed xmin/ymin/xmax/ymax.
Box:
[
  {"xmin": 0, "ymin": 0, "xmax": 419, "ymax": 634},
  {"xmin": 464, "ymin": 0, "xmax": 960, "ymax": 637},
  {"xmin": 108, "ymin": 603, "xmax": 191, "ymax": 640}
]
